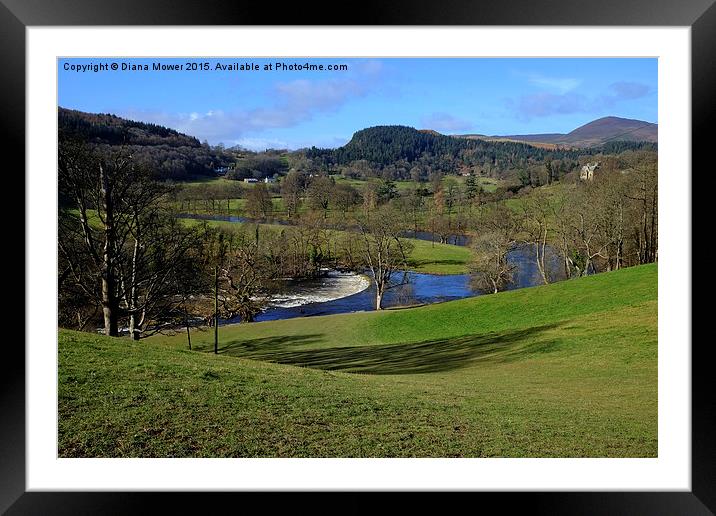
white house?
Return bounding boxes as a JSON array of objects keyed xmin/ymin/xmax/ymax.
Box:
[
  {"xmin": 243, "ymin": 178, "xmax": 258, "ymax": 184},
  {"xmin": 580, "ymin": 162, "xmax": 599, "ymax": 181}
]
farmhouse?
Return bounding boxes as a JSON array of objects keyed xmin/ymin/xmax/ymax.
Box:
[
  {"xmin": 243, "ymin": 178, "xmax": 258, "ymax": 184},
  {"xmin": 580, "ymin": 162, "xmax": 600, "ymax": 181}
]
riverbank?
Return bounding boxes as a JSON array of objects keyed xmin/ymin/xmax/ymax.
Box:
[
  {"xmin": 179, "ymin": 216, "xmax": 474, "ymax": 275},
  {"xmin": 60, "ymin": 264, "xmax": 657, "ymax": 457}
]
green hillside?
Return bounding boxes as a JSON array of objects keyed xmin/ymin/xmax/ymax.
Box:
[{"xmin": 59, "ymin": 264, "xmax": 657, "ymax": 458}]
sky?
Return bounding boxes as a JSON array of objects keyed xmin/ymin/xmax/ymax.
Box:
[{"xmin": 58, "ymin": 58, "xmax": 657, "ymax": 151}]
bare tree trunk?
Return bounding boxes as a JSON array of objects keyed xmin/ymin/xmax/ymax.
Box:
[
  {"xmin": 100, "ymin": 163, "xmax": 119, "ymax": 337},
  {"xmin": 185, "ymin": 312, "xmax": 192, "ymax": 350},
  {"xmin": 534, "ymin": 230, "xmax": 550, "ymax": 285},
  {"xmin": 375, "ymin": 284, "xmax": 384, "ymax": 310},
  {"xmin": 128, "ymin": 227, "xmax": 141, "ymax": 340},
  {"xmin": 214, "ymin": 265, "xmax": 219, "ymax": 354}
]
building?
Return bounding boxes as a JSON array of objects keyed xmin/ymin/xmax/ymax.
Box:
[
  {"xmin": 580, "ymin": 162, "xmax": 600, "ymax": 181},
  {"xmin": 243, "ymin": 178, "xmax": 258, "ymax": 184},
  {"xmin": 264, "ymin": 177, "xmax": 276, "ymax": 184}
]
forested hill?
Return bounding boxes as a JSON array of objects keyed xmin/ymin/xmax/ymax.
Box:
[
  {"xmin": 58, "ymin": 107, "xmax": 230, "ymax": 180},
  {"xmin": 306, "ymin": 125, "xmax": 651, "ymax": 171}
]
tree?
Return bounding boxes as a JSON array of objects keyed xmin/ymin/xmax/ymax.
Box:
[
  {"xmin": 59, "ymin": 137, "xmax": 137, "ymax": 336},
  {"xmin": 521, "ymin": 188, "xmax": 553, "ymax": 284},
  {"xmin": 280, "ymin": 170, "xmax": 304, "ymax": 219},
  {"xmin": 624, "ymin": 151, "xmax": 658, "ymax": 264},
  {"xmin": 330, "ymin": 183, "xmax": 360, "ymax": 221},
  {"xmin": 465, "ymin": 175, "xmax": 480, "ymax": 200},
  {"xmin": 399, "ymin": 187, "xmax": 426, "ymax": 233},
  {"xmin": 201, "ymin": 226, "xmax": 274, "ymax": 325},
  {"xmin": 361, "ymin": 181, "xmax": 380, "ymax": 213},
  {"xmin": 550, "ymin": 187, "xmax": 576, "ymax": 278},
  {"xmin": 469, "ymin": 204, "xmax": 522, "ymax": 294},
  {"xmin": 306, "ymin": 175, "xmax": 334, "ymax": 218},
  {"xmin": 119, "ymin": 215, "xmax": 206, "ymax": 339},
  {"xmin": 378, "ymin": 179, "xmax": 398, "ymax": 202},
  {"xmin": 566, "ymin": 183, "xmax": 612, "ymax": 276},
  {"xmin": 355, "ymin": 205, "xmax": 414, "ymax": 310},
  {"xmin": 245, "ymin": 183, "xmax": 273, "ymax": 218},
  {"xmin": 58, "ymin": 136, "xmax": 203, "ymax": 338},
  {"xmin": 545, "ymin": 158, "xmax": 554, "ymax": 185}
]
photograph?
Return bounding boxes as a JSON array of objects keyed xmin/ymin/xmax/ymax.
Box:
[{"xmin": 56, "ymin": 56, "xmax": 660, "ymax": 459}]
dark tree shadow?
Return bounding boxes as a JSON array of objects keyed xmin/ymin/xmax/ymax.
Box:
[
  {"xmin": 217, "ymin": 334, "xmax": 325, "ymax": 354},
  {"xmin": 212, "ymin": 324, "xmax": 563, "ymax": 375}
]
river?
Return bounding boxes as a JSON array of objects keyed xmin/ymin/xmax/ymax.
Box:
[
  {"xmin": 176, "ymin": 213, "xmax": 564, "ymax": 324},
  {"xmin": 230, "ymin": 243, "xmax": 564, "ymax": 324}
]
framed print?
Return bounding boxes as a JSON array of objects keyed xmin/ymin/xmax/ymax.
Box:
[{"xmin": 4, "ymin": 0, "xmax": 712, "ymax": 512}]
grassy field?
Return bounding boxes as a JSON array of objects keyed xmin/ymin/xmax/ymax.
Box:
[
  {"xmin": 405, "ymin": 238, "xmax": 472, "ymax": 274},
  {"xmin": 59, "ymin": 264, "xmax": 657, "ymax": 457}
]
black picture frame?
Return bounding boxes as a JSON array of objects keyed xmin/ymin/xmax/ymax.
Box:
[{"xmin": 3, "ymin": 1, "xmax": 710, "ymax": 513}]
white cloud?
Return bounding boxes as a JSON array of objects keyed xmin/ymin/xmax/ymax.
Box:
[
  {"xmin": 506, "ymin": 80, "xmax": 653, "ymax": 121},
  {"xmin": 120, "ymin": 77, "xmax": 369, "ymax": 146},
  {"xmin": 420, "ymin": 112, "xmax": 473, "ymax": 133},
  {"xmin": 527, "ymin": 74, "xmax": 582, "ymax": 94}
]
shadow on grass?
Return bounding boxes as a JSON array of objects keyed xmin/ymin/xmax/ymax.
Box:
[{"xmin": 214, "ymin": 324, "xmax": 562, "ymax": 375}]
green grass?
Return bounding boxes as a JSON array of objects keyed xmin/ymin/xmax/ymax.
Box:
[
  {"xmin": 405, "ymin": 239, "xmax": 472, "ymax": 274},
  {"xmin": 178, "ymin": 218, "xmax": 472, "ymax": 274},
  {"xmin": 60, "ymin": 264, "xmax": 657, "ymax": 457}
]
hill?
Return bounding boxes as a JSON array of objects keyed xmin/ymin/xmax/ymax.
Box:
[
  {"xmin": 481, "ymin": 116, "xmax": 658, "ymax": 148},
  {"xmin": 58, "ymin": 107, "xmax": 232, "ymax": 180},
  {"xmin": 59, "ymin": 264, "xmax": 657, "ymax": 457},
  {"xmin": 558, "ymin": 116, "xmax": 658, "ymax": 146},
  {"xmin": 307, "ymin": 125, "xmax": 584, "ymax": 170}
]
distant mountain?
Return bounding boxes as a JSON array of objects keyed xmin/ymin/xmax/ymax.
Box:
[
  {"xmin": 456, "ymin": 116, "xmax": 658, "ymax": 148},
  {"xmin": 58, "ymin": 107, "xmax": 231, "ymax": 180},
  {"xmin": 557, "ymin": 116, "xmax": 658, "ymax": 147}
]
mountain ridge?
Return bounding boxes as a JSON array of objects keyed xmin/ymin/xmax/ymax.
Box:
[{"xmin": 455, "ymin": 116, "xmax": 658, "ymax": 148}]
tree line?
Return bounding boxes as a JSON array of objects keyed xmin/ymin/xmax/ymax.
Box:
[{"xmin": 469, "ymin": 150, "xmax": 658, "ymax": 293}]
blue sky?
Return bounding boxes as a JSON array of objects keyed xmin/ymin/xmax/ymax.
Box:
[{"xmin": 58, "ymin": 58, "xmax": 657, "ymax": 151}]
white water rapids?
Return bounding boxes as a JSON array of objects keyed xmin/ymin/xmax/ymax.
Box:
[{"xmin": 268, "ymin": 271, "xmax": 371, "ymax": 308}]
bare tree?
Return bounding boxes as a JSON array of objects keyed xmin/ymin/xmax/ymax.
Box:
[
  {"xmin": 355, "ymin": 205, "xmax": 414, "ymax": 310},
  {"xmin": 566, "ymin": 183, "xmax": 612, "ymax": 276},
  {"xmin": 469, "ymin": 204, "xmax": 522, "ymax": 294},
  {"xmin": 59, "ymin": 136, "xmax": 205, "ymax": 338},
  {"xmin": 624, "ymin": 151, "xmax": 658, "ymax": 264},
  {"xmin": 245, "ymin": 182, "xmax": 273, "ymax": 218},
  {"xmin": 208, "ymin": 226, "xmax": 273, "ymax": 324},
  {"xmin": 521, "ymin": 188, "xmax": 553, "ymax": 284},
  {"xmin": 550, "ymin": 187, "xmax": 576, "ymax": 278},
  {"xmin": 280, "ymin": 170, "xmax": 304, "ymax": 219},
  {"xmin": 59, "ymin": 138, "xmax": 141, "ymax": 336},
  {"xmin": 306, "ymin": 175, "xmax": 335, "ymax": 219}
]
